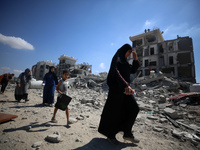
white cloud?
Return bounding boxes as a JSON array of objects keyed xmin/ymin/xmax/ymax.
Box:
[
  {"xmin": 143, "ymin": 19, "xmax": 158, "ymax": 30},
  {"xmin": 0, "ymin": 67, "xmax": 11, "ymax": 71},
  {"xmin": 184, "ymin": 25, "xmax": 200, "ymax": 37},
  {"xmin": 145, "ymin": 20, "xmax": 151, "ymax": 26},
  {"xmin": 163, "ymin": 23, "xmax": 200, "ymax": 40},
  {"xmin": 110, "ymin": 43, "xmax": 114, "ymax": 46},
  {"xmin": 0, "ymin": 33, "xmax": 34, "ymax": 50},
  {"xmin": 13, "ymin": 69, "xmax": 23, "ymax": 74},
  {"xmin": 163, "ymin": 28, "xmax": 169, "ymax": 34},
  {"xmin": 99, "ymin": 63, "xmax": 105, "ymax": 69}
]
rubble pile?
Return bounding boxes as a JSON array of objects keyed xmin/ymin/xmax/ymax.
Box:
[
  {"xmin": 1, "ymin": 71, "xmax": 200, "ymax": 149},
  {"xmin": 130, "ymin": 71, "xmax": 200, "ymax": 146},
  {"xmin": 67, "ymin": 71, "xmax": 200, "ymax": 147}
]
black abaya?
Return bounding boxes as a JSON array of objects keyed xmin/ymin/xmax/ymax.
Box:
[{"xmin": 98, "ymin": 44, "xmax": 140, "ymax": 138}]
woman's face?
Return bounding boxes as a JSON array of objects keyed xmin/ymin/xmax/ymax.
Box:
[
  {"xmin": 51, "ymin": 68, "xmax": 55, "ymax": 72},
  {"xmin": 125, "ymin": 49, "xmax": 132, "ymax": 58}
]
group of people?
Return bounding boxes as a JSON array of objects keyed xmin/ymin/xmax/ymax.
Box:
[{"xmin": 1, "ymin": 43, "xmax": 141, "ymax": 145}]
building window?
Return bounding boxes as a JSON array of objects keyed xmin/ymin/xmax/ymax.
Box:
[
  {"xmin": 145, "ymin": 60, "xmax": 149, "ymax": 67},
  {"xmin": 159, "ymin": 56, "xmax": 164, "ymax": 66},
  {"xmin": 149, "ymin": 61, "xmax": 157, "ymax": 66},
  {"xmin": 144, "ymin": 48, "xmax": 149, "ymax": 56},
  {"xmin": 136, "ymin": 47, "xmax": 143, "ymax": 57},
  {"xmin": 169, "ymin": 56, "xmax": 173, "ymax": 65},
  {"xmin": 146, "ymin": 35, "xmax": 156, "ymax": 42},
  {"xmin": 168, "ymin": 43, "xmax": 173, "ymax": 51},
  {"xmin": 158, "ymin": 44, "xmax": 164, "ymax": 53},
  {"xmin": 150, "ymin": 47, "xmax": 154, "ymax": 55},
  {"xmin": 145, "ymin": 69, "xmax": 150, "ymax": 76},
  {"xmin": 135, "ymin": 39, "xmax": 143, "ymax": 47}
]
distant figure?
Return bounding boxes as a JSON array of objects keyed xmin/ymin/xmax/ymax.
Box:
[
  {"xmin": 0, "ymin": 73, "xmax": 15, "ymax": 94},
  {"xmin": 98, "ymin": 44, "xmax": 140, "ymax": 145},
  {"xmin": 51, "ymin": 70, "xmax": 72, "ymax": 126},
  {"xmin": 42, "ymin": 66, "xmax": 58, "ymax": 107},
  {"xmin": 15, "ymin": 69, "xmax": 31, "ymax": 102}
]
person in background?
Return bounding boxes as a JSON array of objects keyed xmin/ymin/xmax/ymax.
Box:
[
  {"xmin": 0, "ymin": 73, "xmax": 15, "ymax": 94},
  {"xmin": 15, "ymin": 69, "xmax": 31, "ymax": 102},
  {"xmin": 51, "ymin": 70, "xmax": 72, "ymax": 126},
  {"xmin": 43, "ymin": 66, "xmax": 58, "ymax": 107},
  {"xmin": 98, "ymin": 44, "xmax": 140, "ymax": 145}
]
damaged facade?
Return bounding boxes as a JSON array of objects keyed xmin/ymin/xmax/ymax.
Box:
[
  {"xmin": 32, "ymin": 55, "xmax": 92, "ymax": 80},
  {"xmin": 57, "ymin": 54, "xmax": 92, "ymax": 78},
  {"xmin": 129, "ymin": 28, "xmax": 196, "ymax": 83},
  {"xmin": 32, "ymin": 61, "xmax": 56, "ymax": 80}
]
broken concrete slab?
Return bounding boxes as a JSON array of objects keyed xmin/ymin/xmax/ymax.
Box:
[{"xmin": 163, "ymin": 108, "xmax": 179, "ymax": 119}]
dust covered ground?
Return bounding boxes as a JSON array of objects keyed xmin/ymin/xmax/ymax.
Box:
[{"xmin": 0, "ymin": 84, "xmax": 199, "ymax": 150}]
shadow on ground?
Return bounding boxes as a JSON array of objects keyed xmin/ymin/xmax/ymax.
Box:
[
  {"xmin": 73, "ymin": 138, "xmax": 137, "ymax": 150},
  {"xmin": 2, "ymin": 121, "xmax": 65, "ymax": 133}
]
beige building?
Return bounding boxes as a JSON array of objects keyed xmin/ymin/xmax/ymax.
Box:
[
  {"xmin": 32, "ymin": 61, "xmax": 56, "ymax": 80},
  {"xmin": 129, "ymin": 28, "xmax": 196, "ymax": 83}
]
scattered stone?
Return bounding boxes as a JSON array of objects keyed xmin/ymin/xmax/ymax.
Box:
[
  {"xmin": 76, "ymin": 115, "xmax": 84, "ymax": 120},
  {"xmin": 24, "ymin": 126, "xmax": 32, "ymax": 130},
  {"xmin": 32, "ymin": 141, "xmax": 43, "ymax": 148},
  {"xmin": 32, "ymin": 111, "xmax": 38, "ymax": 114},
  {"xmin": 159, "ymin": 118, "xmax": 168, "ymax": 123},
  {"xmin": 159, "ymin": 95, "xmax": 166, "ymax": 103},
  {"xmin": 147, "ymin": 116, "xmax": 159, "ymax": 120},
  {"xmin": 45, "ymin": 132, "xmax": 62, "ymax": 143},
  {"xmin": 153, "ymin": 126, "xmax": 163, "ymax": 132},
  {"xmin": 179, "ymin": 104, "xmax": 187, "ymax": 108}
]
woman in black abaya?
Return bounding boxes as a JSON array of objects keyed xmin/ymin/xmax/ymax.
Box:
[{"xmin": 98, "ymin": 44, "xmax": 140, "ymax": 145}]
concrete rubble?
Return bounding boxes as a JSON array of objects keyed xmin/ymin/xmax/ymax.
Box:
[{"xmin": 1, "ymin": 70, "xmax": 200, "ymax": 149}]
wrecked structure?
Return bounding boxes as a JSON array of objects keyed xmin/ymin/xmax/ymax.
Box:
[
  {"xmin": 129, "ymin": 28, "xmax": 196, "ymax": 83},
  {"xmin": 31, "ymin": 55, "xmax": 92, "ymax": 80},
  {"xmin": 57, "ymin": 54, "xmax": 92, "ymax": 79},
  {"xmin": 32, "ymin": 61, "xmax": 56, "ymax": 80}
]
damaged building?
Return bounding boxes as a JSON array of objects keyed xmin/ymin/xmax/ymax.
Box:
[
  {"xmin": 129, "ymin": 28, "xmax": 196, "ymax": 83},
  {"xmin": 32, "ymin": 55, "xmax": 92, "ymax": 80},
  {"xmin": 57, "ymin": 54, "xmax": 92, "ymax": 78},
  {"xmin": 32, "ymin": 61, "xmax": 56, "ymax": 80}
]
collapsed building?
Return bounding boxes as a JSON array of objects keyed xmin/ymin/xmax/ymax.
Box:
[
  {"xmin": 128, "ymin": 28, "xmax": 196, "ymax": 83},
  {"xmin": 31, "ymin": 55, "xmax": 92, "ymax": 80},
  {"xmin": 32, "ymin": 61, "xmax": 56, "ymax": 80},
  {"xmin": 57, "ymin": 54, "xmax": 92, "ymax": 79}
]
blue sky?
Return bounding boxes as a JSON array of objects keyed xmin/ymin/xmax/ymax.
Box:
[{"xmin": 0, "ymin": 0, "xmax": 200, "ymax": 83}]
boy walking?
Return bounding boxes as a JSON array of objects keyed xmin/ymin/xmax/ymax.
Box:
[{"xmin": 51, "ymin": 70, "xmax": 72, "ymax": 126}]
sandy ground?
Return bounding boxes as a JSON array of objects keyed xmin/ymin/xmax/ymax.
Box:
[{"xmin": 0, "ymin": 85, "xmax": 198, "ymax": 150}]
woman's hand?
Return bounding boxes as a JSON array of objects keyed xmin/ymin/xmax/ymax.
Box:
[
  {"xmin": 125, "ymin": 86, "xmax": 135, "ymax": 95},
  {"xmin": 132, "ymin": 51, "xmax": 138, "ymax": 60}
]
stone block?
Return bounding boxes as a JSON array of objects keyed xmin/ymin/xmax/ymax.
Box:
[{"xmin": 164, "ymin": 108, "xmax": 179, "ymax": 119}]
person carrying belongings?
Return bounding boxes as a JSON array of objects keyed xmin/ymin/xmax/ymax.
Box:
[
  {"xmin": 15, "ymin": 69, "xmax": 31, "ymax": 102},
  {"xmin": 51, "ymin": 70, "xmax": 73, "ymax": 126}
]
